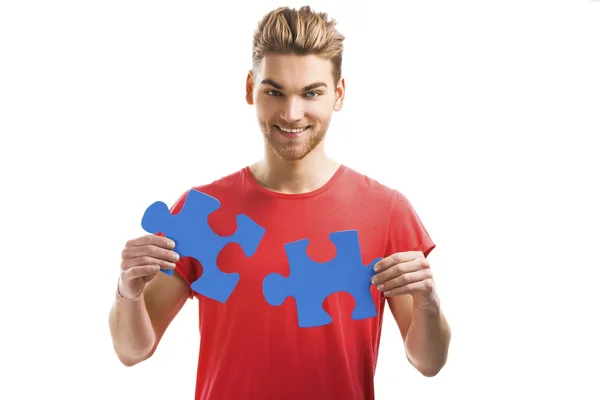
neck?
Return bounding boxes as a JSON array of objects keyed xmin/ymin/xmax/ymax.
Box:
[{"xmin": 249, "ymin": 146, "xmax": 341, "ymax": 195}]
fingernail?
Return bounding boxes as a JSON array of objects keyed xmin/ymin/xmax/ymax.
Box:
[
  {"xmin": 169, "ymin": 240, "xmax": 176, "ymax": 248},
  {"xmin": 377, "ymin": 285, "xmax": 384, "ymax": 291},
  {"xmin": 371, "ymin": 277, "xmax": 378, "ymax": 285},
  {"xmin": 374, "ymin": 265, "xmax": 380, "ymax": 272},
  {"xmin": 172, "ymin": 252, "xmax": 180, "ymax": 261}
]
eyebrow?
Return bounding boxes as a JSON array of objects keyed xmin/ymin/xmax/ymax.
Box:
[{"xmin": 261, "ymin": 79, "xmax": 328, "ymax": 92}]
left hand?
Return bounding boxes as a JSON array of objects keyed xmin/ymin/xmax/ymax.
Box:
[{"xmin": 371, "ymin": 251, "xmax": 438, "ymax": 306}]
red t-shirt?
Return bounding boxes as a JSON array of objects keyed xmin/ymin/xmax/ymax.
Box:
[{"xmin": 171, "ymin": 165, "xmax": 435, "ymax": 400}]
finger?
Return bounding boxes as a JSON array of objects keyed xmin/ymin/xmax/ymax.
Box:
[
  {"xmin": 122, "ymin": 244, "xmax": 180, "ymax": 263},
  {"xmin": 374, "ymin": 268, "xmax": 433, "ymax": 293},
  {"xmin": 126, "ymin": 234, "xmax": 175, "ymax": 250},
  {"xmin": 382, "ymin": 278, "xmax": 434, "ymax": 297},
  {"xmin": 122, "ymin": 256, "xmax": 177, "ymax": 271},
  {"xmin": 372, "ymin": 258, "xmax": 424, "ymax": 285},
  {"xmin": 373, "ymin": 251, "xmax": 422, "ymax": 272},
  {"xmin": 121, "ymin": 265, "xmax": 160, "ymax": 281}
]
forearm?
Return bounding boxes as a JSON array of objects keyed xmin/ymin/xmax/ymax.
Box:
[
  {"xmin": 405, "ymin": 296, "xmax": 451, "ymax": 377},
  {"xmin": 108, "ymin": 291, "xmax": 157, "ymax": 366}
]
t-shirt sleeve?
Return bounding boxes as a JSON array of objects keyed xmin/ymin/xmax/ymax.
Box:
[
  {"xmin": 385, "ymin": 190, "xmax": 436, "ymax": 258},
  {"xmin": 168, "ymin": 188, "xmax": 201, "ymax": 300}
]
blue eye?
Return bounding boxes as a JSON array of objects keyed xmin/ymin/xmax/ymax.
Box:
[{"xmin": 265, "ymin": 90, "xmax": 319, "ymax": 98}]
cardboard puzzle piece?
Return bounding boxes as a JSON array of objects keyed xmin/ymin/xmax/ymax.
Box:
[
  {"xmin": 142, "ymin": 189, "xmax": 266, "ymax": 303},
  {"xmin": 262, "ymin": 230, "xmax": 382, "ymax": 328}
]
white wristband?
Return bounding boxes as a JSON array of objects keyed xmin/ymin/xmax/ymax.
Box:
[{"xmin": 116, "ymin": 277, "xmax": 141, "ymax": 301}]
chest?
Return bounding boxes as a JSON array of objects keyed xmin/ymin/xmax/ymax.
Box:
[{"xmin": 212, "ymin": 202, "xmax": 389, "ymax": 299}]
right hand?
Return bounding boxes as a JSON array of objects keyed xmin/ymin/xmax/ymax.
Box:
[{"xmin": 118, "ymin": 234, "xmax": 180, "ymax": 300}]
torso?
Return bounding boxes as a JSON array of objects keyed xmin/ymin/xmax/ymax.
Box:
[{"xmin": 173, "ymin": 165, "xmax": 409, "ymax": 400}]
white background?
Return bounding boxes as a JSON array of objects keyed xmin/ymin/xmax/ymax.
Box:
[{"xmin": 1, "ymin": 0, "xmax": 599, "ymax": 399}]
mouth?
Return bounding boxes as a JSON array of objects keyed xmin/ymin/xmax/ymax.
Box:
[{"xmin": 275, "ymin": 125, "xmax": 310, "ymax": 138}]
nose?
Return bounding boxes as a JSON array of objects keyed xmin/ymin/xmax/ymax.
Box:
[{"xmin": 280, "ymin": 97, "xmax": 304, "ymax": 122}]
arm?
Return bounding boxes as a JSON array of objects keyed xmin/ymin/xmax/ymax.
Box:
[
  {"xmin": 387, "ymin": 292, "xmax": 451, "ymax": 377},
  {"xmin": 375, "ymin": 191, "xmax": 450, "ymax": 375},
  {"xmin": 108, "ymin": 270, "xmax": 191, "ymax": 366}
]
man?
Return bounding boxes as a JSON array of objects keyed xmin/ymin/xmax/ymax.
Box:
[{"xmin": 109, "ymin": 5, "xmax": 451, "ymax": 400}]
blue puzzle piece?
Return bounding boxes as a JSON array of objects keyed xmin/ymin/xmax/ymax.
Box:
[
  {"xmin": 262, "ymin": 230, "xmax": 382, "ymax": 328},
  {"xmin": 141, "ymin": 189, "xmax": 266, "ymax": 303}
]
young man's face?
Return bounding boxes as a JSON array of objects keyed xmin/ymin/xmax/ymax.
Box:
[{"xmin": 246, "ymin": 54, "xmax": 345, "ymax": 161}]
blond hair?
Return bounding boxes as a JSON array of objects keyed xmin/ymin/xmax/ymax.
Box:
[{"xmin": 251, "ymin": 6, "xmax": 345, "ymax": 85}]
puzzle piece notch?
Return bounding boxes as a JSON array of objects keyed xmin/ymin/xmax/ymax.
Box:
[
  {"xmin": 262, "ymin": 229, "xmax": 381, "ymax": 328},
  {"xmin": 142, "ymin": 189, "xmax": 266, "ymax": 303}
]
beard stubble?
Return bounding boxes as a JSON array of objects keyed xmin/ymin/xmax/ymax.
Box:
[{"xmin": 259, "ymin": 118, "xmax": 330, "ymax": 161}]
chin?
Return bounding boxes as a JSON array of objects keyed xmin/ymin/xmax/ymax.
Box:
[{"xmin": 271, "ymin": 146, "xmax": 311, "ymax": 161}]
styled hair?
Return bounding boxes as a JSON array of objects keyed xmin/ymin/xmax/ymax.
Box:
[{"xmin": 251, "ymin": 6, "xmax": 345, "ymax": 85}]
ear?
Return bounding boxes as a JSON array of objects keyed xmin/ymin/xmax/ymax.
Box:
[
  {"xmin": 246, "ymin": 70, "xmax": 254, "ymax": 105},
  {"xmin": 333, "ymin": 77, "xmax": 345, "ymax": 112}
]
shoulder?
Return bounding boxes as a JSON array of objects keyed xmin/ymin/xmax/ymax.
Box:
[
  {"xmin": 170, "ymin": 167, "xmax": 247, "ymax": 212},
  {"xmin": 192, "ymin": 167, "xmax": 246, "ymax": 194},
  {"xmin": 340, "ymin": 165, "xmax": 409, "ymax": 206}
]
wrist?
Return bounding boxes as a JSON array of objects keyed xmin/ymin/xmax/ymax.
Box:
[
  {"xmin": 116, "ymin": 278, "xmax": 143, "ymax": 301},
  {"xmin": 413, "ymin": 292, "xmax": 441, "ymax": 313}
]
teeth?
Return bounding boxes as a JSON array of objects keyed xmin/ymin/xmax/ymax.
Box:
[{"xmin": 279, "ymin": 126, "xmax": 306, "ymax": 133}]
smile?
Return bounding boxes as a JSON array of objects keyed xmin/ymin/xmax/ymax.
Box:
[
  {"xmin": 275, "ymin": 125, "xmax": 310, "ymax": 138},
  {"xmin": 277, "ymin": 126, "xmax": 309, "ymax": 133}
]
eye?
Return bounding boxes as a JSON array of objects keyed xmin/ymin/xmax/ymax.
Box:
[
  {"xmin": 305, "ymin": 91, "xmax": 319, "ymax": 98},
  {"xmin": 266, "ymin": 90, "xmax": 281, "ymax": 96}
]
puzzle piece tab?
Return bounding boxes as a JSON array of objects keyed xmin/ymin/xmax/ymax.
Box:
[
  {"xmin": 142, "ymin": 189, "xmax": 265, "ymax": 303},
  {"xmin": 262, "ymin": 230, "xmax": 381, "ymax": 328}
]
